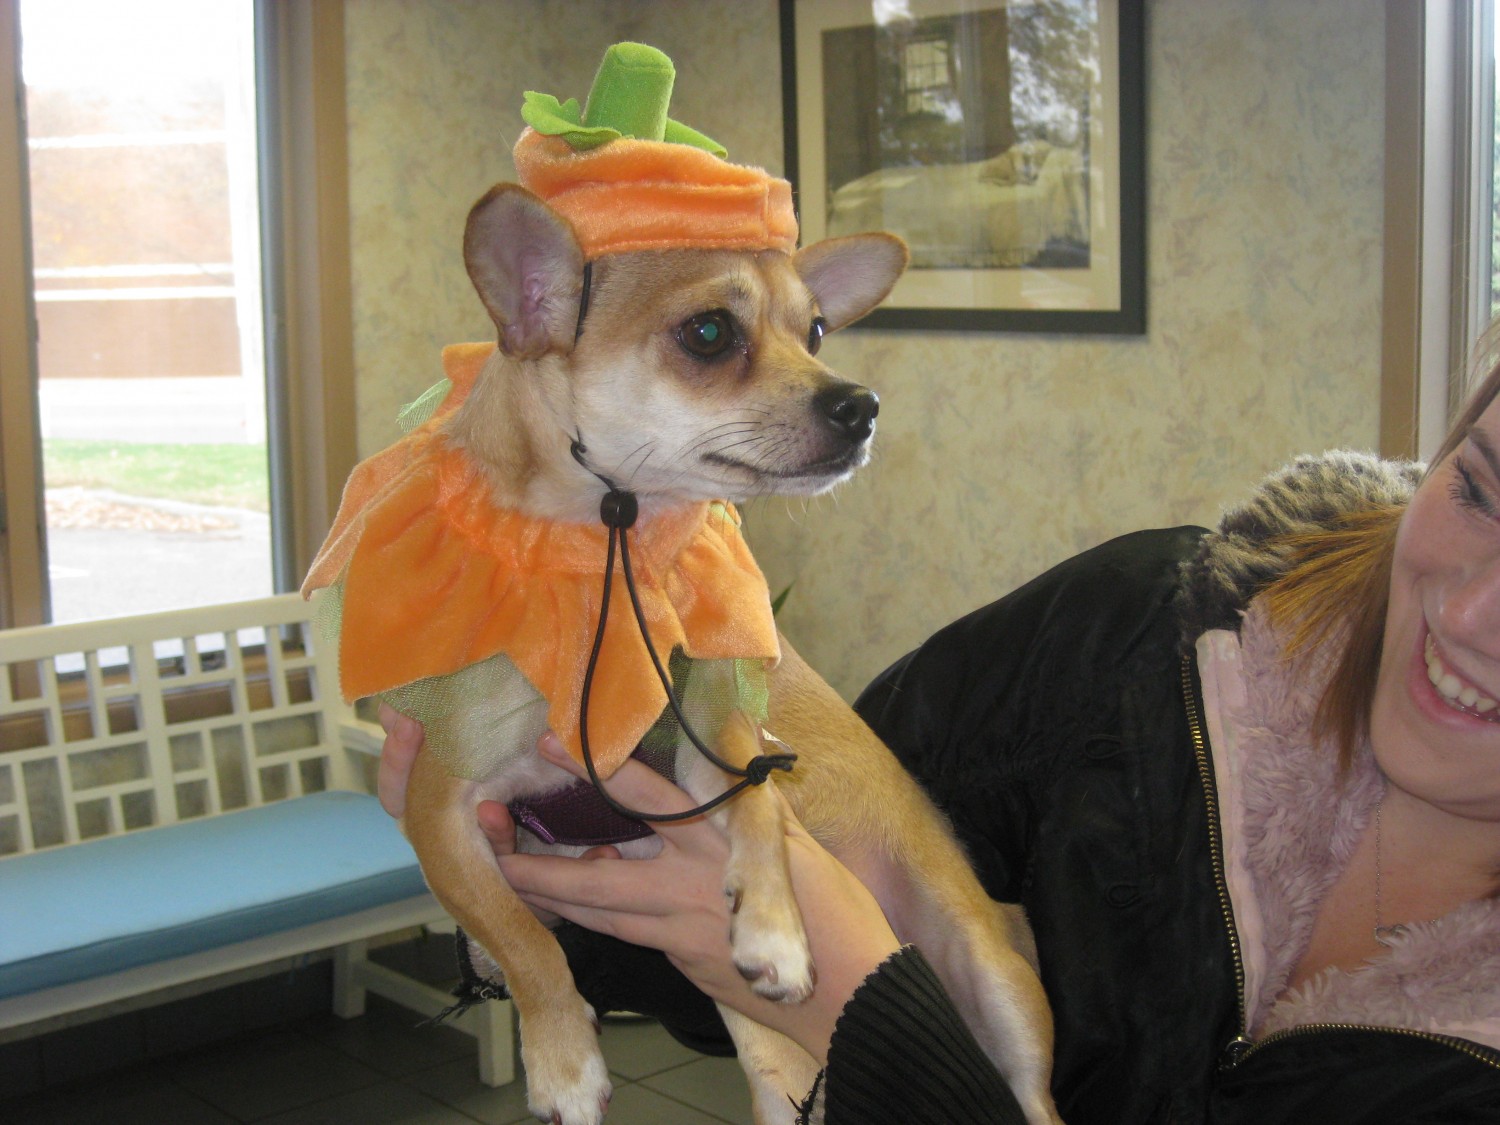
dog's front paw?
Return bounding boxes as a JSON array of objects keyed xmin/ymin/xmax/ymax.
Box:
[
  {"xmin": 728, "ymin": 889, "xmax": 816, "ymax": 1003},
  {"xmin": 521, "ymin": 1001, "xmax": 612, "ymax": 1125}
]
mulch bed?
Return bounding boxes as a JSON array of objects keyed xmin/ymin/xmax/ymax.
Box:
[{"xmin": 45, "ymin": 491, "xmax": 238, "ymax": 534}]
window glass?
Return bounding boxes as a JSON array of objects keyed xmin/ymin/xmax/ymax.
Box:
[{"xmin": 21, "ymin": 0, "xmax": 272, "ymax": 623}]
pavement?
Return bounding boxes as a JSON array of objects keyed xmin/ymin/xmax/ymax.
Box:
[
  {"xmin": 31, "ymin": 376, "xmax": 275, "ymax": 625},
  {"xmin": 44, "ymin": 490, "xmax": 273, "ymax": 626}
]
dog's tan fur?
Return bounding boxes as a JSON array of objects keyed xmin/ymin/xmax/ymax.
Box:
[{"xmin": 398, "ymin": 183, "xmax": 1061, "ymax": 1125}]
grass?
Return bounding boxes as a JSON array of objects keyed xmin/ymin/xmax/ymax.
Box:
[{"xmin": 43, "ymin": 440, "xmax": 270, "ymax": 512}]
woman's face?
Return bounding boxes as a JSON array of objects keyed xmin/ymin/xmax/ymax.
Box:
[{"xmin": 1372, "ymin": 394, "xmax": 1500, "ymax": 818}]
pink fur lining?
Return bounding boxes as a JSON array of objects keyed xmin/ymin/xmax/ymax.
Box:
[{"xmin": 1206, "ymin": 602, "xmax": 1500, "ymax": 1049}]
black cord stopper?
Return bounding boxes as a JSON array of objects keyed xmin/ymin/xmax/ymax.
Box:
[
  {"xmin": 744, "ymin": 752, "xmax": 796, "ymax": 784},
  {"xmin": 600, "ymin": 489, "xmax": 637, "ymax": 529}
]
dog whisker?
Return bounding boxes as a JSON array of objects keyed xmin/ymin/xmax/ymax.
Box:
[
  {"xmin": 683, "ymin": 425, "xmax": 761, "ymax": 461},
  {"xmin": 625, "ymin": 444, "xmax": 656, "ymax": 485},
  {"xmin": 603, "ymin": 439, "xmax": 657, "ymax": 487},
  {"xmin": 681, "ymin": 419, "xmax": 766, "ymax": 459},
  {"xmin": 703, "ymin": 434, "xmax": 771, "ymax": 459}
]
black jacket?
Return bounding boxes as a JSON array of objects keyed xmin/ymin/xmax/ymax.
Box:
[{"xmin": 842, "ymin": 524, "xmax": 1500, "ymax": 1124}]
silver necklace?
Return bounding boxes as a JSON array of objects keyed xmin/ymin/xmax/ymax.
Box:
[
  {"xmin": 1372, "ymin": 799, "xmax": 1406, "ymax": 947},
  {"xmin": 1373, "ymin": 796, "xmax": 1443, "ymax": 947}
]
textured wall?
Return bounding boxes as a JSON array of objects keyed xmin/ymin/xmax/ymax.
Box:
[{"xmin": 344, "ymin": 0, "xmax": 1385, "ymax": 700}]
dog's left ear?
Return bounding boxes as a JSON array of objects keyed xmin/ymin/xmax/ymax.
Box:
[
  {"xmin": 464, "ymin": 184, "xmax": 586, "ymax": 359},
  {"xmin": 793, "ymin": 233, "xmax": 909, "ymax": 331}
]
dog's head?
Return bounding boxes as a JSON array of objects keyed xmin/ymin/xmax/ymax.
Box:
[{"xmin": 460, "ymin": 184, "xmax": 907, "ymax": 512}]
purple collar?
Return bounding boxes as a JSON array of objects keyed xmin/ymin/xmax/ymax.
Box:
[{"xmin": 508, "ymin": 740, "xmax": 676, "ymax": 847}]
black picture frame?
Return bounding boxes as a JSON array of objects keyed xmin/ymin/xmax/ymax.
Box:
[{"xmin": 780, "ymin": 0, "xmax": 1145, "ymax": 334}]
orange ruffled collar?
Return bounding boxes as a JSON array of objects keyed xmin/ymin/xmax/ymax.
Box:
[{"xmin": 303, "ymin": 343, "xmax": 780, "ymax": 776}]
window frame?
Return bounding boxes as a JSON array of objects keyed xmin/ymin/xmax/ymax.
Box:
[
  {"xmin": 1382, "ymin": 1, "xmax": 1496, "ymax": 462},
  {"xmin": 0, "ymin": 0, "xmax": 356, "ymax": 630}
]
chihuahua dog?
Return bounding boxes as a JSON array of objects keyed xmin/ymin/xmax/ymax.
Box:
[{"xmin": 394, "ymin": 183, "xmax": 1061, "ymax": 1125}]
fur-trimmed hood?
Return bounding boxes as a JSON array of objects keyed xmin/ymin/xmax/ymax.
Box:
[{"xmin": 1174, "ymin": 450, "xmax": 1423, "ymax": 646}]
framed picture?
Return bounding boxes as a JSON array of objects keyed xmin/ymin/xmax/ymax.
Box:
[{"xmin": 779, "ymin": 0, "xmax": 1145, "ymax": 333}]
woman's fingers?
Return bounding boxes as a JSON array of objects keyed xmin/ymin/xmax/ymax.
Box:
[
  {"xmin": 501, "ymin": 841, "xmax": 718, "ymax": 916},
  {"xmin": 376, "ymin": 704, "xmax": 423, "ymax": 818},
  {"xmin": 475, "ymin": 799, "xmax": 519, "ymax": 857}
]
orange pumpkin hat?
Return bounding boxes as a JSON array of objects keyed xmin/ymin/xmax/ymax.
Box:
[{"xmin": 511, "ymin": 40, "xmax": 798, "ymax": 258}]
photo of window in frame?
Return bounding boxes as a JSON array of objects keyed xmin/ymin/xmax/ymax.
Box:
[{"xmin": 780, "ymin": 0, "xmax": 1145, "ymax": 333}]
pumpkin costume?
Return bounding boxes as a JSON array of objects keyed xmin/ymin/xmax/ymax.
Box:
[{"xmin": 302, "ymin": 44, "xmax": 795, "ymax": 801}]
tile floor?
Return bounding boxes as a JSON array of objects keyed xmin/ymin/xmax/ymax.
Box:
[
  {"xmin": 0, "ymin": 937, "xmax": 753, "ymax": 1125},
  {"xmin": 3, "ymin": 1003, "xmax": 753, "ymax": 1124}
]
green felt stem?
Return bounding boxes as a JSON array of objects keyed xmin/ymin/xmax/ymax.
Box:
[{"xmin": 582, "ymin": 42, "xmax": 674, "ymax": 141}]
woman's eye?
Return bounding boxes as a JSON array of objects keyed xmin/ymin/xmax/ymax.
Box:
[
  {"xmin": 678, "ymin": 311, "xmax": 737, "ymax": 359},
  {"xmin": 807, "ymin": 316, "xmax": 827, "ymax": 356},
  {"xmin": 1451, "ymin": 455, "xmax": 1500, "ymax": 519}
]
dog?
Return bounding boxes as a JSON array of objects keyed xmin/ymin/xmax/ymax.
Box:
[{"xmin": 366, "ymin": 183, "xmax": 1061, "ymax": 1125}]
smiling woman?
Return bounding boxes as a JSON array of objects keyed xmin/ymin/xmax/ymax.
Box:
[
  {"xmin": 1365, "ymin": 382, "xmax": 1500, "ymax": 838},
  {"xmin": 1229, "ymin": 354, "xmax": 1500, "ymax": 1001}
]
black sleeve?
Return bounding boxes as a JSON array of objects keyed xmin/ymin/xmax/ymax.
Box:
[{"xmin": 811, "ymin": 946, "xmax": 1028, "ymax": 1125}]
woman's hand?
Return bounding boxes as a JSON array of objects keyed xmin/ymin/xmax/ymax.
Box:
[
  {"xmin": 375, "ymin": 704, "xmax": 423, "ymax": 819},
  {"xmin": 500, "ymin": 733, "xmax": 900, "ymax": 1064}
]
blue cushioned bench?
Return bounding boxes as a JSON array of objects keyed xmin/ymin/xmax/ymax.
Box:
[
  {"xmin": 0, "ymin": 594, "xmax": 513, "ymax": 1086},
  {"xmin": 0, "ymin": 791, "xmax": 428, "ymax": 999}
]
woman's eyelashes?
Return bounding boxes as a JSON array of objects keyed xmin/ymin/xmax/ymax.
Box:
[{"xmin": 1452, "ymin": 454, "xmax": 1500, "ymax": 520}]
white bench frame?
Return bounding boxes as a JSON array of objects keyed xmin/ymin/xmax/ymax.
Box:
[{"xmin": 0, "ymin": 593, "xmax": 513, "ymax": 1085}]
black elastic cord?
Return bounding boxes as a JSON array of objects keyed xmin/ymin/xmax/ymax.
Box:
[
  {"xmin": 569, "ymin": 439, "xmax": 795, "ymax": 823},
  {"xmin": 573, "ymin": 261, "xmax": 593, "ymax": 344}
]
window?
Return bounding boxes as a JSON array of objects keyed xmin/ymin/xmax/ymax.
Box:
[
  {"xmin": 22, "ymin": 0, "xmax": 272, "ymax": 625},
  {"xmin": 902, "ymin": 38, "xmax": 953, "ymax": 116},
  {"xmin": 1454, "ymin": 3, "xmax": 1495, "ymax": 391},
  {"xmin": 0, "ymin": 0, "xmax": 356, "ymax": 631}
]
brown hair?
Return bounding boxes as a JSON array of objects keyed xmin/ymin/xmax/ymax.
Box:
[
  {"xmin": 1261, "ymin": 507, "xmax": 1403, "ymax": 768},
  {"xmin": 1262, "ymin": 350, "xmax": 1500, "ymax": 767}
]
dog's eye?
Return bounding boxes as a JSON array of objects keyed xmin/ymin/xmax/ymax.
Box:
[
  {"xmin": 807, "ymin": 316, "xmax": 827, "ymax": 356},
  {"xmin": 678, "ymin": 311, "xmax": 737, "ymax": 359}
]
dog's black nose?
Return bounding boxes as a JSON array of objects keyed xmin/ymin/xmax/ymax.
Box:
[{"xmin": 815, "ymin": 383, "xmax": 880, "ymax": 442}]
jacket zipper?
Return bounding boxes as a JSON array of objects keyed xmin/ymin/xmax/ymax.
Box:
[
  {"xmin": 1181, "ymin": 655, "xmax": 1500, "ymax": 1076},
  {"xmin": 1180, "ymin": 654, "xmax": 1249, "ymax": 1055},
  {"xmin": 1231, "ymin": 1022, "xmax": 1500, "ymax": 1072}
]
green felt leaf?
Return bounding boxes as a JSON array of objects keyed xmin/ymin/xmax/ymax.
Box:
[
  {"xmin": 521, "ymin": 91, "xmax": 621, "ymax": 150},
  {"xmin": 663, "ymin": 118, "xmax": 727, "ymax": 159}
]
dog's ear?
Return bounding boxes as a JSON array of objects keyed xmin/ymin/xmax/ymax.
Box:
[
  {"xmin": 463, "ymin": 184, "xmax": 586, "ymax": 359},
  {"xmin": 793, "ymin": 233, "xmax": 909, "ymax": 331}
]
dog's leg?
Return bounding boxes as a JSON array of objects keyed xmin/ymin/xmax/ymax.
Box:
[
  {"xmin": 900, "ymin": 894, "xmax": 1056, "ymax": 1122},
  {"xmin": 718, "ymin": 1006, "xmax": 821, "ymax": 1125},
  {"xmin": 767, "ymin": 643, "xmax": 1063, "ymax": 1125},
  {"xmin": 858, "ymin": 832, "xmax": 1063, "ymax": 1125},
  {"xmin": 676, "ymin": 711, "xmax": 815, "ymax": 1004},
  {"xmin": 404, "ymin": 749, "xmax": 612, "ymax": 1125}
]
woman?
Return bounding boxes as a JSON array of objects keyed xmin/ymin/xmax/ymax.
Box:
[{"xmin": 380, "ymin": 360, "xmax": 1500, "ymax": 1122}]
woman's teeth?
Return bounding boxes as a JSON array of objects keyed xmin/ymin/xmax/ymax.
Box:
[{"xmin": 1425, "ymin": 636, "xmax": 1499, "ymax": 715}]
